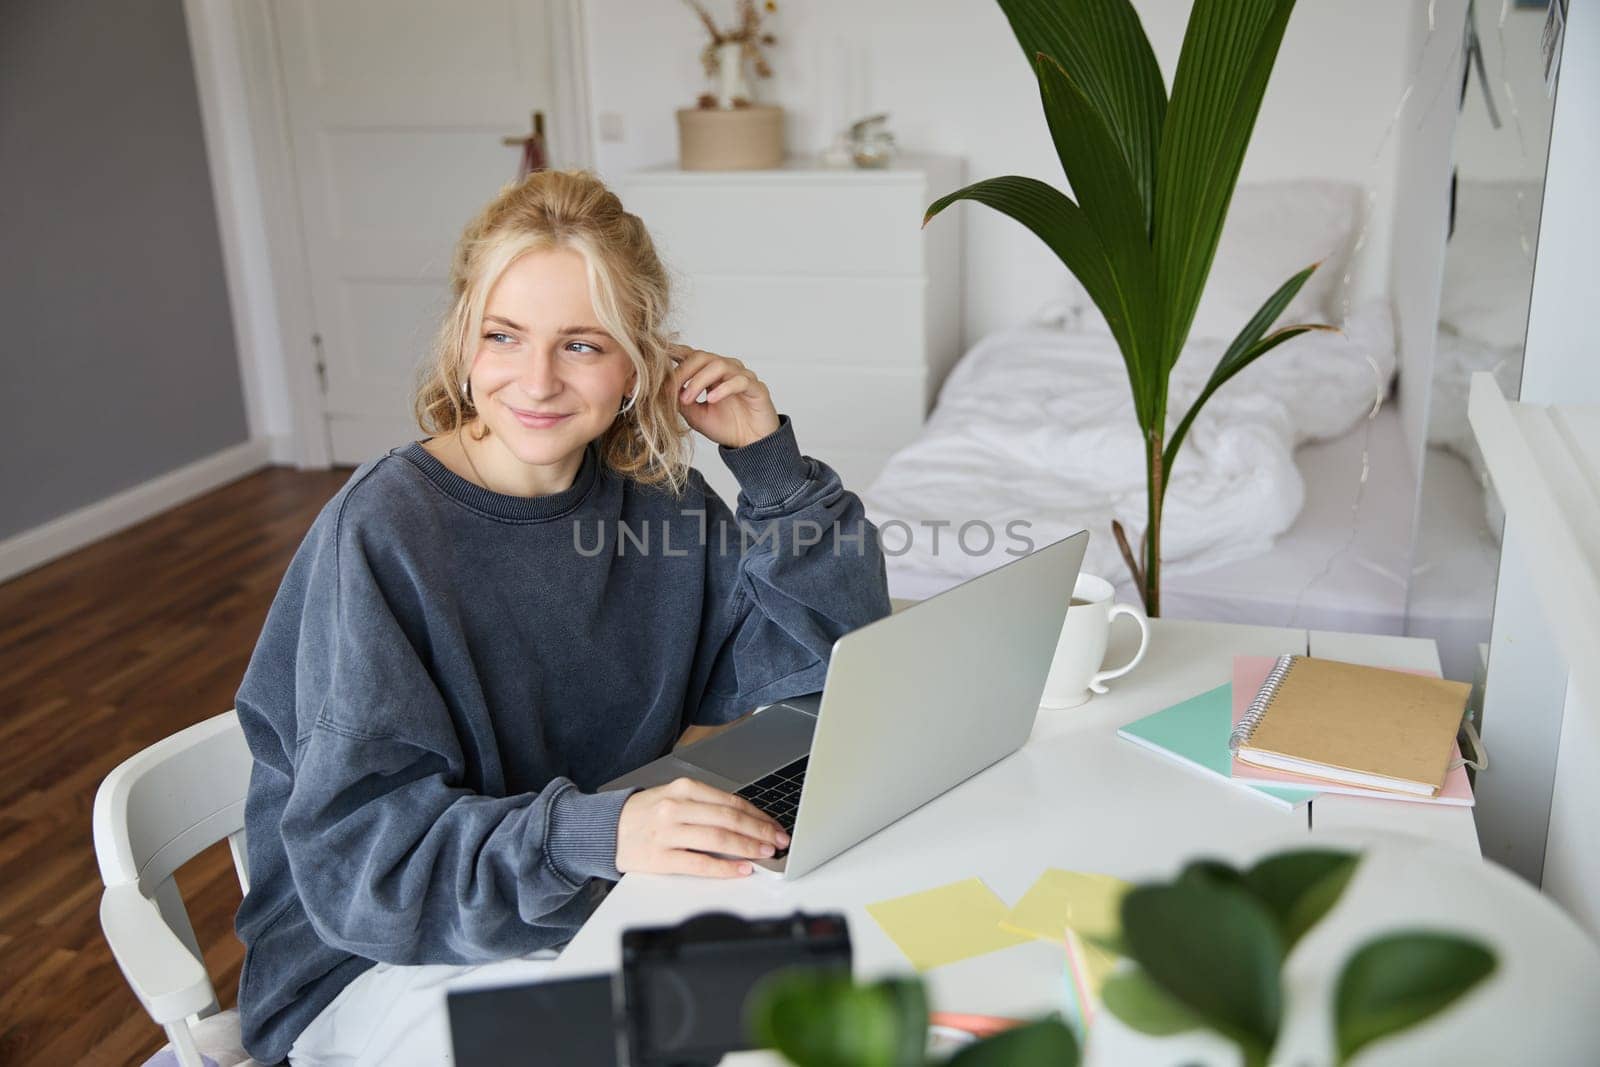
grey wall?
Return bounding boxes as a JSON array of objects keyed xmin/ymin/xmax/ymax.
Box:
[{"xmin": 0, "ymin": 0, "xmax": 250, "ymax": 541}]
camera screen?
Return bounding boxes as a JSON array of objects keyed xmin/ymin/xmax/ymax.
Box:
[{"xmin": 447, "ymin": 973, "xmax": 621, "ymax": 1067}]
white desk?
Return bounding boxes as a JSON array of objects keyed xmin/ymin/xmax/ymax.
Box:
[{"xmin": 452, "ymin": 619, "xmax": 1599, "ymax": 1064}]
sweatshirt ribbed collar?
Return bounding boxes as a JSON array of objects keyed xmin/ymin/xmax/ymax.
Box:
[{"xmin": 396, "ymin": 438, "xmax": 601, "ymax": 522}]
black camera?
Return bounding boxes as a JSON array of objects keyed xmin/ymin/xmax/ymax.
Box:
[
  {"xmin": 447, "ymin": 910, "xmax": 852, "ymax": 1067},
  {"xmin": 622, "ymin": 911, "xmax": 852, "ymax": 1065}
]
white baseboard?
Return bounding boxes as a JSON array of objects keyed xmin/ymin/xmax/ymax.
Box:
[
  {"xmin": 267, "ymin": 432, "xmax": 298, "ymax": 465},
  {"xmin": 0, "ymin": 439, "xmax": 274, "ymax": 584}
]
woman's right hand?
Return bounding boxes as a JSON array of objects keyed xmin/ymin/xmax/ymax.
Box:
[{"xmin": 615, "ymin": 777, "xmax": 790, "ymax": 877}]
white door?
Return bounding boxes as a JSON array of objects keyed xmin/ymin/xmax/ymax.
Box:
[{"xmin": 271, "ymin": 0, "xmax": 584, "ymax": 462}]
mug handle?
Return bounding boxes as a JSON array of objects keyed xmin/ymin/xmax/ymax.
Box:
[{"xmin": 1088, "ymin": 604, "xmax": 1150, "ymax": 694}]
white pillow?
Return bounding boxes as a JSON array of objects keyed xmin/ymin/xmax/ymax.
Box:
[{"xmin": 1063, "ymin": 179, "xmax": 1362, "ymax": 341}]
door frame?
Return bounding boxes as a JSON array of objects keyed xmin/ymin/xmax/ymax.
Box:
[{"xmin": 182, "ymin": 0, "xmax": 597, "ymax": 469}]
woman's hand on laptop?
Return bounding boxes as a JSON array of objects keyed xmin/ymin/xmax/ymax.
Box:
[{"xmin": 616, "ymin": 777, "xmax": 790, "ymax": 877}]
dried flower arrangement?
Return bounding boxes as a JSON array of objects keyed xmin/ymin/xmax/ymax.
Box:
[{"xmin": 682, "ymin": 0, "xmax": 779, "ymax": 109}]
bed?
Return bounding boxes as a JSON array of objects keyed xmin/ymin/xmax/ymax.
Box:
[
  {"xmin": 860, "ymin": 179, "xmax": 1417, "ymax": 634},
  {"xmin": 860, "ymin": 304, "xmax": 1406, "ymax": 631},
  {"xmin": 858, "ymin": 178, "xmax": 1535, "ymax": 677}
]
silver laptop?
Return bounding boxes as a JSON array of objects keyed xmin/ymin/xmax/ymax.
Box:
[{"xmin": 601, "ymin": 530, "xmax": 1089, "ymax": 879}]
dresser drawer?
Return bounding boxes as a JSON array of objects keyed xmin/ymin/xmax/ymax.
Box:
[
  {"xmin": 623, "ymin": 180, "xmax": 931, "ymax": 276},
  {"xmin": 671, "ymin": 274, "xmax": 927, "ymax": 367}
]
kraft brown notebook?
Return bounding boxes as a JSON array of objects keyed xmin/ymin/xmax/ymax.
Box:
[{"xmin": 1225, "ymin": 655, "xmax": 1471, "ymax": 796}]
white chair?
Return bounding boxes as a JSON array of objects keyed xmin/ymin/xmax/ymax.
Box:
[{"xmin": 93, "ymin": 709, "xmax": 260, "ymax": 1067}]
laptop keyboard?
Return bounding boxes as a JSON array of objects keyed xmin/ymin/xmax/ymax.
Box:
[{"xmin": 736, "ymin": 756, "xmax": 807, "ymax": 839}]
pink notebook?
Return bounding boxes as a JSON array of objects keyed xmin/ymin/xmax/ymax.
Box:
[{"xmin": 1228, "ymin": 656, "xmax": 1475, "ymax": 807}]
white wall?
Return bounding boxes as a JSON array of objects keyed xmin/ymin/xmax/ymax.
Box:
[
  {"xmin": 1477, "ymin": 0, "xmax": 1600, "ymax": 895},
  {"xmin": 581, "ymin": 0, "xmax": 1423, "ymax": 352}
]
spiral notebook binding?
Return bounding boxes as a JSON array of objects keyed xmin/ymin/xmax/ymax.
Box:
[{"xmin": 1228, "ymin": 653, "xmax": 1298, "ymax": 753}]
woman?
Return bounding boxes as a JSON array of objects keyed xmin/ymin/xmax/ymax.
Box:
[{"xmin": 231, "ymin": 169, "xmax": 892, "ymax": 1065}]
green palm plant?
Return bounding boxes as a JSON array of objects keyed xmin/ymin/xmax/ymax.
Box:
[{"xmin": 923, "ymin": 0, "xmax": 1336, "ymax": 616}]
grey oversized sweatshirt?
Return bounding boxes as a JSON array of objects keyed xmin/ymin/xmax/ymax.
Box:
[{"xmin": 231, "ymin": 414, "xmax": 891, "ymax": 1063}]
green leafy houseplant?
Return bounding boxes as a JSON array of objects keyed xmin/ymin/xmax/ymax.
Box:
[
  {"xmin": 747, "ymin": 849, "xmax": 1495, "ymax": 1066},
  {"xmin": 1101, "ymin": 849, "xmax": 1496, "ymax": 1066},
  {"xmin": 748, "ymin": 970, "xmax": 1080, "ymax": 1066},
  {"xmin": 922, "ymin": 0, "xmax": 1336, "ymax": 616}
]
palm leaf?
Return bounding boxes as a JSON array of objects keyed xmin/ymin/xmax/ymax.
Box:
[
  {"xmin": 1162, "ymin": 265, "xmax": 1335, "ymax": 483},
  {"xmin": 1163, "ymin": 263, "xmax": 1332, "ymax": 473},
  {"xmin": 1158, "ymin": 324, "xmax": 1322, "ymax": 497},
  {"xmin": 1153, "ymin": 0, "xmax": 1299, "ymax": 369},
  {"xmin": 1033, "ymin": 52, "xmax": 1163, "ymax": 421},
  {"xmin": 994, "ymin": 0, "xmax": 1166, "ymax": 229},
  {"xmin": 925, "ymin": 0, "xmax": 1309, "ymax": 615},
  {"xmin": 925, "ymin": 175, "xmax": 1151, "ymax": 420}
]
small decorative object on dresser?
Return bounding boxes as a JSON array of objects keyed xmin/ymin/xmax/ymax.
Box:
[
  {"xmin": 845, "ymin": 112, "xmax": 898, "ymax": 169},
  {"xmin": 677, "ymin": 0, "xmax": 784, "ymax": 170},
  {"xmin": 620, "ymin": 154, "xmax": 964, "ymax": 506}
]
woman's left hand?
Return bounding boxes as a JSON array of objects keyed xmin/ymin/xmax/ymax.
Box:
[{"xmin": 670, "ymin": 343, "xmax": 781, "ymax": 449}]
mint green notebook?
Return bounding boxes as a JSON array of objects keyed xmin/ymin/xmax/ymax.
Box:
[{"xmin": 1117, "ymin": 684, "xmax": 1317, "ymax": 810}]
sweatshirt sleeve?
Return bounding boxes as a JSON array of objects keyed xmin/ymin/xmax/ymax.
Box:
[
  {"xmin": 687, "ymin": 413, "xmax": 893, "ymax": 726},
  {"xmin": 276, "ymin": 504, "xmax": 633, "ymax": 965}
]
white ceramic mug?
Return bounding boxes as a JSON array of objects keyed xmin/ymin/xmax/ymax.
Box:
[{"xmin": 1040, "ymin": 574, "xmax": 1151, "ymax": 709}]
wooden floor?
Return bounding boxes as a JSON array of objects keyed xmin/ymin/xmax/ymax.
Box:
[{"xmin": 0, "ymin": 464, "xmax": 354, "ymax": 1066}]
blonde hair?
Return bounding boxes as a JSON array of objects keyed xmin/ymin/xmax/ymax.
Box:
[{"xmin": 414, "ymin": 168, "xmax": 692, "ymax": 495}]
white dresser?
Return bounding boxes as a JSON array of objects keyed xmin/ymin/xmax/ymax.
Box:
[{"xmin": 619, "ymin": 153, "xmax": 965, "ymax": 507}]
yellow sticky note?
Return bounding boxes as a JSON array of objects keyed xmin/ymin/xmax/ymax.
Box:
[
  {"xmin": 866, "ymin": 878, "xmax": 1032, "ymax": 971},
  {"xmin": 998, "ymin": 869, "xmax": 1129, "ymax": 944}
]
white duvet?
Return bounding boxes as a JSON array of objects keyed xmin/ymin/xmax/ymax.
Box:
[{"xmin": 861, "ymin": 301, "xmax": 1397, "ymax": 596}]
